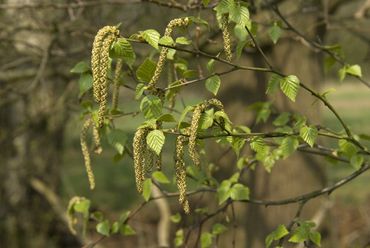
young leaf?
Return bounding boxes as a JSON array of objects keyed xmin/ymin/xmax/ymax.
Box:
[
  {"xmin": 265, "ymin": 224, "xmax": 289, "ymax": 248},
  {"xmin": 152, "ymin": 171, "xmax": 170, "ymax": 184},
  {"xmin": 78, "ymin": 73, "xmax": 93, "ymax": 96},
  {"xmin": 71, "ymin": 61, "xmax": 90, "ymax": 74},
  {"xmin": 266, "ymin": 74, "xmax": 282, "ymax": 95},
  {"xmin": 300, "ymin": 125, "xmax": 318, "ymax": 147},
  {"xmin": 140, "ymin": 95, "xmax": 163, "ymax": 119},
  {"xmin": 171, "ymin": 213, "xmax": 182, "ymax": 223},
  {"xmin": 142, "ymin": 178, "xmax": 152, "ymax": 201},
  {"xmin": 217, "ymin": 180, "xmax": 231, "ymax": 205},
  {"xmin": 279, "ymin": 136, "xmax": 299, "ymax": 159},
  {"xmin": 159, "ymin": 36, "xmax": 175, "ymax": 46},
  {"xmin": 96, "ymin": 220, "xmax": 110, "ymax": 236},
  {"xmin": 107, "ymin": 129, "xmax": 127, "ymax": 155},
  {"xmin": 205, "ymin": 75, "xmax": 221, "ymax": 95},
  {"xmin": 111, "ymin": 37, "xmax": 136, "ymax": 67},
  {"xmin": 176, "ymin": 36, "xmax": 191, "ymax": 45},
  {"xmin": 350, "ymin": 154, "xmax": 364, "ymax": 170},
  {"xmin": 346, "ymin": 64, "xmax": 362, "ymax": 78},
  {"xmin": 146, "ymin": 130, "xmax": 165, "ymax": 156},
  {"xmin": 201, "ymin": 232, "xmax": 213, "ymax": 248},
  {"xmin": 121, "ymin": 224, "xmax": 136, "ymax": 236},
  {"xmin": 280, "ymin": 75, "xmax": 300, "ymax": 102},
  {"xmin": 212, "ymin": 223, "xmax": 228, "ymax": 235},
  {"xmin": 136, "ymin": 58, "xmax": 156, "ymax": 82},
  {"xmin": 230, "ymin": 183, "xmax": 249, "ymax": 201},
  {"xmin": 175, "ymin": 229, "xmax": 184, "ymax": 247},
  {"xmin": 141, "ymin": 29, "xmax": 160, "ymax": 50},
  {"xmin": 268, "ymin": 22, "xmax": 282, "ymax": 44}
]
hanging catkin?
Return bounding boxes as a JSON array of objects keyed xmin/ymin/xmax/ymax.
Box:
[
  {"xmin": 148, "ymin": 17, "xmax": 190, "ymax": 89},
  {"xmin": 80, "ymin": 118, "xmax": 95, "ymax": 190},
  {"xmin": 175, "ymin": 135, "xmax": 190, "ymax": 214},
  {"xmin": 221, "ymin": 15, "xmax": 232, "ymax": 62},
  {"xmin": 112, "ymin": 59, "xmax": 123, "ymax": 110},
  {"xmin": 91, "ymin": 26, "xmax": 120, "ymax": 128},
  {"xmin": 133, "ymin": 128, "xmax": 148, "ymax": 193}
]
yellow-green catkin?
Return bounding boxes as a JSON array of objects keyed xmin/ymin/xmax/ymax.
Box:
[
  {"xmin": 188, "ymin": 105, "xmax": 202, "ymax": 167},
  {"xmin": 205, "ymin": 98, "xmax": 224, "ymax": 110},
  {"xmin": 175, "ymin": 135, "xmax": 190, "ymax": 214},
  {"xmin": 80, "ymin": 119, "xmax": 95, "ymax": 190},
  {"xmin": 67, "ymin": 196, "xmax": 80, "ymax": 235},
  {"xmin": 221, "ymin": 15, "xmax": 232, "ymax": 62},
  {"xmin": 148, "ymin": 17, "xmax": 190, "ymax": 89},
  {"xmin": 133, "ymin": 128, "xmax": 148, "ymax": 193},
  {"xmin": 92, "ymin": 125, "xmax": 102, "ymax": 155},
  {"xmin": 112, "ymin": 59, "xmax": 123, "ymax": 110},
  {"xmin": 91, "ymin": 26, "xmax": 119, "ymax": 128}
]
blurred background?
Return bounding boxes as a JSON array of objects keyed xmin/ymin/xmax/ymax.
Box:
[{"xmin": 0, "ymin": 0, "xmax": 369, "ymax": 247}]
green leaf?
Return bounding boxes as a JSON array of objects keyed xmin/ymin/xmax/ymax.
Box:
[
  {"xmin": 152, "ymin": 171, "xmax": 170, "ymax": 184},
  {"xmin": 201, "ymin": 232, "xmax": 213, "ymax": 248},
  {"xmin": 78, "ymin": 73, "xmax": 93, "ymax": 96},
  {"xmin": 107, "ymin": 129, "xmax": 127, "ymax": 155},
  {"xmin": 178, "ymin": 105, "xmax": 193, "ymax": 128},
  {"xmin": 73, "ymin": 198, "xmax": 90, "ymax": 216},
  {"xmin": 266, "ymin": 74, "xmax": 282, "ymax": 95},
  {"xmin": 212, "ymin": 223, "xmax": 228, "ymax": 235},
  {"xmin": 300, "ymin": 125, "xmax": 318, "ymax": 147},
  {"xmin": 234, "ymin": 24, "xmax": 248, "ymax": 41},
  {"xmin": 230, "ymin": 183, "xmax": 249, "ymax": 201},
  {"xmin": 309, "ymin": 231, "xmax": 321, "ymax": 246},
  {"xmin": 205, "ymin": 75, "xmax": 221, "ymax": 95},
  {"xmin": 338, "ymin": 139, "xmax": 357, "ymax": 157},
  {"xmin": 136, "ymin": 58, "xmax": 156, "ymax": 82},
  {"xmin": 279, "ymin": 137, "xmax": 299, "ymax": 159},
  {"xmin": 146, "ymin": 130, "xmax": 165, "ymax": 156},
  {"xmin": 141, "ymin": 29, "xmax": 160, "ymax": 50},
  {"xmin": 157, "ymin": 113, "xmax": 176, "ymax": 122},
  {"xmin": 268, "ymin": 22, "xmax": 282, "ymax": 44},
  {"xmin": 346, "ymin": 64, "xmax": 362, "ymax": 77},
  {"xmin": 176, "ymin": 37, "xmax": 191, "ymax": 45},
  {"xmin": 111, "ymin": 38, "xmax": 136, "ymax": 67},
  {"xmin": 202, "ymin": 0, "xmax": 211, "ymax": 6},
  {"xmin": 350, "ymin": 154, "xmax": 364, "ymax": 170},
  {"xmin": 140, "ymin": 95, "xmax": 163, "ymax": 119},
  {"xmin": 171, "ymin": 213, "xmax": 182, "ymax": 223},
  {"xmin": 273, "ymin": 112, "xmax": 290, "ymax": 126},
  {"xmin": 199, "ymin": 109, "xmax": 214, "ymax": 130},
  {"xmin": 214, "ymin": 0, "xmax": 232, "ymax": 15},
  {"xmin": 265, "ymin": 224, "xmax": 289, "ymax": 248},
  {"xmin": 111, "ymin": 221, "xmax": 120, "ymax": 234},
  {"xmin": 159, "ymin": 36, "xmax": 175, "ymax": 46},
  {"xmin": 96, "ymin": 220, "xmax": 110, "ymax": 236},
  {"xmin": 121, "ymin": 224, "xmax": 136, "ymax": 236},
  {"xmin": 142, "ymin": 178, "xmax": 152, "ymax": 201},
  {"xmin": 71, "ymin": 61, "xmax": 90, "ymax": 73},
  {"xmin": 280, "ymin": 75, "xmax": 300, "ymax": 102},
  {"xmin": 135, "ymin": 83, "xmax": 147, "ymax": 100},
  {"xmin": 289, "ymin": 221, "xmax": 316, "ymax": 244},
  {"xmin": 207, "ymin": 59, "xmax": 215, "ymax": 73},
  {"xmin": 175, "ymin": 229, "xmax": 184, "ymax": 247},
  {"xmin": 217, "ymin": 180, "xmax": 231, "ymax": 205}
]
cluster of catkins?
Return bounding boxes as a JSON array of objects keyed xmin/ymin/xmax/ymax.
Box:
[{"xmin": 80, "ymin": 26, "xmax": 122, "ymax": 190}]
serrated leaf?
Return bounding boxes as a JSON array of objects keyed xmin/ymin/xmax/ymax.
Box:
[
  {"xmin": 300, "ymin": 125, "xmax": 318, "ymax": 147},
  {"xmin": 142, "ymin": 178, "xmax": 152, "ymax": 201},
  {"xmin": 230, "ymin": 183, "xmax": 249, "ymax": 201},
  {"xmin": 111, "ymin": 221, "xmax": 120, "ymax": 234},
  {"xmin": 212, "ymin": 223, "xmax": 228, "ymax": 235},
  {"xmin": 266, "ymin": 74, "xmax": 282, "ymax": 95},
  {"xmin": 273, "ymin": 112, "xmax": 290, "ymax": 126},
  {"xmin": 268, "ymin": 22, "xmax": 282, "ymax": 44},
  {"xmin": 265, "ymin": 224, "xmax": 289, "ymax": 248},
  {"xmin": 176, "ymin": 36, "xmax": 191, "ymax": 45},
  {"xmin": 140, "ymin": 95, "xmax": 163, "ymax": 119},
  {"xmin": 171, "ymin": 213, "xmax": 182, "ymax": 223},
  {"xmin": 152, "ymin": 171, "xmax": 170, "ymax": 184},
  {"xmin": 346, "ymin": 64, "xmax": 362, "ymax": 78},
  {"xmin": 159, "ymin": 36, "xmax": 174, "ymax": 46},
  {"xmin": 107, "ymin": 129, "xmax": 127, "ymax": 155},
  {"xmin": 175, "ymin": 229, "xmax": 184, "ymax": 247},
  {"xmin": 201, "ymin": 232, "xmax": 213, "ymax": 248},
  {"xmin": 279, "ymin": 136, "xmax": 299, "ymax": 159},
  {"xmin": 350, "ymin": 154, "xmax": 364, "ymax": 170},
  {"xmin": 157, "ymin": 113, "xmax": 176, "ymax": 122},
  {"xmin": 178, "ymin": 105, "xmax": 193, "ymax": 128},
  {"xmin": 280, "ymin": 75, "xmax": 300, "ymax": 102},
  {"xmin": 146, "ymin": 130, "xmax": 165, "ymax": 155},
  {"xmin": 135, "ymin": 83, "xmax": 147, "ymax": 100},
  {"xmin": 214, "ymin": 0, "xmax": 232, "ymax": 15},
  {"xmin": 136, "ymin": 58, "xmax": 156, "ymax": 82},
  {"xmin": 141, "ymin": 29, "xmax": 160, "ymax": 49},
  {"xmin": 338, "ymin": 139, "xmax": 357, "ymax": 157},
  {"xmin": 121, "ymin": 224, "xmax": 136, "ymax": 236},
  {"xmin": 205, "ymin": 75, "xmax": 221, "ymax": 95},
  {"xmin": 78, "ymin": 73, "xmax": 93, "ymax": 96},
  {"xmin": 71, "ymin": 61, "xmax": 90, "ymax": 73},
  {"xmin": 309, "ymin": 231, "xmax": 321, "ymax": 246},
  {"xmin": 199, "ymin": 109, "xmax": 214, "ymax": 130},
  {"xmin": 217, "ymin": 180, "xmax": 231, "ymax": 205},
  {"xmin": 96, "ymin": 220, "xmax": 110, "ymax": 236},
  {"xmin": 111, "ymin": 38, "xmax": 136, "ymax": 67}
]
